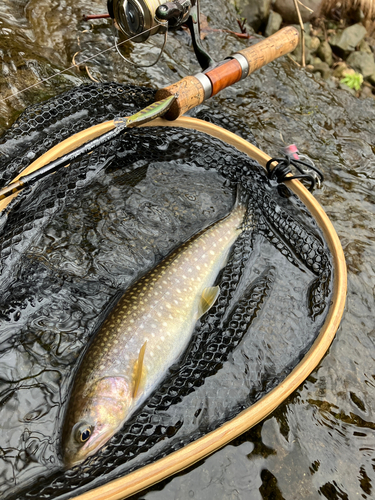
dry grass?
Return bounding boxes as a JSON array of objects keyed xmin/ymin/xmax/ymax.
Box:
[{"xmin": 318, "ymin": 0, "xmax": 375, "ymax": 22}]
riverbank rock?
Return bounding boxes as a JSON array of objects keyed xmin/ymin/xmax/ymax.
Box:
[
  {"xmin": 265, "ymin": 11, "xmax": 283, "ymax": 36},
  {"xmin": 358, "ymin": 39, "xmax": 373, "ymax": 54},
  {"xmin": 317, "ymin": 40, "xmax": 333, "ymax": 65},
  {"xmin": 309, "ymin": 36, "xmax": 321, "ymax": 52},
  {"xmin": 233, "ymin": 0, "xmax": 375, "ymax": 99},
  {"xmin": 339, "ymin": 81, "xmax": 357, "ymax": 94},
  {"xmin": 312, "ymin": 59, "xmax": 332, "ymax": 78},
  {"xmin": 347, "ymin": 51, "xmax": 375, "ymax": 78},
  {"xmin": 332, "ymin": 62, "xmax": 350, "ymax": 78},
  {"xmin": 290, "ymin": 23, "xmax": 313, "ymax": 64},
  {"xmin": 236, "ymin": 0, "xmax": 272, "ymax": 31},
  {"xmin": 329, "ymin": 23, "xmax": 367, "ymax": 57},
  {"xmin": 272, "ymin": 0, "xmax": 320, "ymax": 23}
]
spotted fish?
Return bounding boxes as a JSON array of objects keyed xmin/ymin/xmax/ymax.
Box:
[{"xmin": 62, "ymin": 189, "xmax": 249, "ymax": 467}]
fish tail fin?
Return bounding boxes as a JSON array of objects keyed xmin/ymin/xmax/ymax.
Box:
[
  {"xmin": 233, "ymin": 182, "xmax": 248, "ymax": 210},
  {"xmin": 233, "ymin": 183, "xmax": 253, "ymax": 231}
]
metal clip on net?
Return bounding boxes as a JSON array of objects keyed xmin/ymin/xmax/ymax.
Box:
[{"xmin": 266, "ymin": 156, "xmax": 324, "ymax": 192}]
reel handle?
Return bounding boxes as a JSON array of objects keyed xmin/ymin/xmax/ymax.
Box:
[{"xmin": 155, "ymin": 26, "xmax": 299, "ymax": 120}]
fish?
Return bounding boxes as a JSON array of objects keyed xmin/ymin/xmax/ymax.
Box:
[{"xmin": 62, "ymin": 187, "xmax": 250, "ymax": 467}]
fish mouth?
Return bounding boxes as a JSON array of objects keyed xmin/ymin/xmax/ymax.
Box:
[{"xmin": 63, "ymin": 427, "xmax": 116, "ymax": 468}]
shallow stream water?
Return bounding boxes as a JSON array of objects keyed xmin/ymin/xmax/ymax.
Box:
[{"xmin": 0, "ymin": 0, "xmax": 374, "ymax": 499}]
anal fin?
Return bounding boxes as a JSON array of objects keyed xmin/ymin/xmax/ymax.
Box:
[
  {"xmin": 197, "ymin": 286, "xmax": 220, "ymax": 319},
  {"xmin": 132, "ymin": 341, "xmax": 147, "ymax": 398}
]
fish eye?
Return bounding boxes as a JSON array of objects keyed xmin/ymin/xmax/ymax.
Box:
[{"xmin": 73, "ymin": 422, "xmax": 93, "ymax": 444}]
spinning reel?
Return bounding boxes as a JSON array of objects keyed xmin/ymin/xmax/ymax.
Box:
[{"xmin": 107, "ymin": 0, "xmax": 214, "ymax": 69}]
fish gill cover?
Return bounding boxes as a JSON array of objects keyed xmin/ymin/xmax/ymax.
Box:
[{"xmin": 0, "ymin": 83, "xmax": 332, "ymax": 499}]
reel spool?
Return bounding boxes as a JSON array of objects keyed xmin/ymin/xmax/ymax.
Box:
[
  {"xmin": 107, "ymin": 0, "xmax": 191, "ymax": 42},
  {"xmin": 107, "ymin": 0, "xmax": 214, "ymax": 69}
]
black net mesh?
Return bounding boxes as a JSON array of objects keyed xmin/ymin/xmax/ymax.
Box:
[{"xmin": 0, "ymin": 83, "xmax": 332, "ymax": 500}]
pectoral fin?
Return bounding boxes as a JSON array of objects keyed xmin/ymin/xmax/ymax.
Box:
[
  {"xmin": 197, "ymin": 286, "xmax": 220, "ymax": 319},
  {"xmin": 132, "ymin": 341, "xmax": 147, "ymax": 398}
]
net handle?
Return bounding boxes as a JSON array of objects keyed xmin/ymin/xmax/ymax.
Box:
[{"xmin": 155, "ymin": 26, "xmax": 299, "ymax": 120}]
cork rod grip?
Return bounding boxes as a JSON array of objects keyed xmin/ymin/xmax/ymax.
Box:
[
  {"xmin": 237, "ymin": 25, "xmax": 299, "ymax": 76},
  {"xmin": 155, "ymin": 26, "xmax": 299, "ymax": 120},
  {"xmin": 155, "ymin": 75, "xmax": 206, "ymax": 121}
]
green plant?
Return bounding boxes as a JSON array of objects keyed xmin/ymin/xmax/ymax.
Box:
[{"xmin": 340, "ymin": 72, "xmax": 363, "ymax": 91}]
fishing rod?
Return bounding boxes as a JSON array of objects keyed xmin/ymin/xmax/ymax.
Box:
[{"xmin": 0, "ymin": 23, "xmax": 300, "ymax": 210}]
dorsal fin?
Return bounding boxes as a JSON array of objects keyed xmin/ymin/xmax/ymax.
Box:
[
  {"xmin": 132, "ymin": 341, "xmax": 147, "ymax": 398},
  {"xmin": 197, "ymin": 286, "xmax": 220, "ymax": 319}
]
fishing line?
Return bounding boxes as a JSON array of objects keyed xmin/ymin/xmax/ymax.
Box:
[
  {"xmin": 0, "ymin": 24, "xmax": 164, "ymax": 105},
  {"xmin": 114, "ymin": 21, "xmax": 168, "ymax": 68}
]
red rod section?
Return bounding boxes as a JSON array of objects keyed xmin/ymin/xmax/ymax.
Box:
[
  {"xmin": 204, "ymin": 59, "xmax": 243, "ymax": 97},
  {"xmin": 83, "ymin": 13, "xmax": 111, "ymax": 20}
]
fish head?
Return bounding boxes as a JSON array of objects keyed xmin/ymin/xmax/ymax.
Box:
[{"xmin": 62, "ymin": 376, "xmax": 132, "ymax": 467}]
